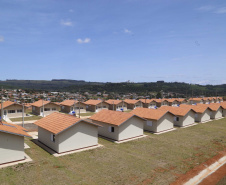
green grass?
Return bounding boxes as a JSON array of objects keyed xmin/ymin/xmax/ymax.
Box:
[
  {"xmin": 80, "ymin": 112, "xmax": 96, "ymax": 116},
  {"xmin": 1, "ymin": 118, "xmax": 226, "ymax": 184},
  {"xmin": 10, "ymin": 115, "xmax": 42, "ymax": 122}
]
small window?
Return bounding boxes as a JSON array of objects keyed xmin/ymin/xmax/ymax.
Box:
[
  {"xmin": 32, "ymin": 107, "xmax": 35, "ymax": 110},
  {"xmin": 174, "ymin": 117, "xmax": 179, "ymax": 121},
  {"xmin": 44, "ymin": 108, "xmax": 50, "ymax": 111},
  {"xmin": 51, "ymin": 134, "xmax": 55, "ymax": 142},
  {"xmin": 195, "ymin": 114, "xmax": 198, "ymax": 118},
  {"xmin": 109, "ymin": 126, "xmax": 114, "ymax": 132},
  {"xmin": 52, "ymin": 108, "xmax": 56, "ymax": 111},
  {"xmin": 62, "ymin": 106, "xmax": 65, "ymax": 109},
  {"xmin": 17, "ymin": 109, "xmax": 22, "ymax": 113},
  {"xmin": 103, "ymin": 106, "xmax": 106, "ymax": 108},
  {"xmin": 8, "ymin": 110, "xmax": 16, "ymax": 114},
  {"xmin": 147, "ymin": 121, "xmax": 152, "ymax": 126}
]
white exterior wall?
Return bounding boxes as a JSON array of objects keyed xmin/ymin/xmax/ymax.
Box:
[
  {"xmin": 3, "ymin": 104, "xmax": 25, "ymax": 118},
  {"xmin": 144, "ymin": 113, "xmax": 174, "ymax": 133},
  {"xmin": 195, "ymin": 109, "xmax": 211, "ymax": 122},
  {"xmin": 116, "ymin": 102, "xmax": 128, "ymax": 111},
  {"xmin": 96, "ymin": 102, "xmax": 109, "ymax": 112},
  {"xmin": 58, "ymin": 122, "xmax": 98, "ymax": 153},
  {"xmin": 174, "ymin": 111, "xmax": 195, "ymax": 127},
  {"xmin": 222, "ymin": 109, "xmax": 226, "ymax": 117},
  {"xmin": 94, "ymin": 120, "xmax": 119, "ymax": 140},
  {"xmin": 0, "ymin": 132, "xmax": 24, "ymax": 164},
  {"xmin": 210, "ymin": 108, "xmax": 223, "ymax": 119},
  {"xmin": 118, "ymin": 117, "xmax": 144, "ymax": 141},
  {"xmin": 38, "ymin": 127, "xmax": 59, "ymax": 152}
]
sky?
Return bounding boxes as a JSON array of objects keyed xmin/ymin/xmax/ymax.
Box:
[{"xmin": 0, "ymin": 0, "xmax": 226, "ymax": 85}]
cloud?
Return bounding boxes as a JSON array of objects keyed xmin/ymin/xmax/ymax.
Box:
[
  {"xmin": 214, "ymin": 7, "xmax": 226, "ymax": 14},
  {"xmin": 60, "ymin": 20, "xmax": 73, "ymax": 26},
  {"xmin": 0, "ymin": 36, "xmax": 4, "ymax": 42},
  {"xmin": 197, "ymin": 5, "xmax": 214, "ymax": 11},
  {"xmin": 77, "ymin": 38, "xmax": 91, "ymax": 44},
  {"xmin": 124, "ymin": 28, "xmax": 132, "ymax": 34}
]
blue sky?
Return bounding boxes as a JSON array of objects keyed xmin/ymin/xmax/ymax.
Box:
[{"xmin": 0, "ymin": 0, "xmax": 226, "ymax": 85}]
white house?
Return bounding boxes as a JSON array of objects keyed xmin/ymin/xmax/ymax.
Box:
[
  {"xmin": 34, "ymin": 112, "xmax": 100, "ymax": 154},
  {"xmin": 180, "ymin": 104, "xmax": 212, "ymax": 123},
  {"xmin": 131, "ymin": 107, "xmax": 175, "ymax": 133},
  {"xmin": 0, "ymin": 122, "xmax": 31, "ymax": 165},
  {"xmin": 89, "ymin": 109, "xmax": 145, "ymax": 142},
  {"xmin": 159, "ymin": 106, "xmax": 196, "ymax": 127}
]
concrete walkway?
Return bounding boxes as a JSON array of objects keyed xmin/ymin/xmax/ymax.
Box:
[
  {"xmin": 184, "ymin": 155, "xmax": 226, "ymax": 185},
  {"xmin": 32, "ymin": 139, "xmax": 103, "ymax": 157}
]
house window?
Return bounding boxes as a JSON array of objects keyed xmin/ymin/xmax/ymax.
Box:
[
  {"xmin": 44, "ymin": 108, "xmax": 50, "ymax": 111},
  {"xmin": 103, "ymin": 106, "xmax": 106, "ymax": 108},
  {"xmin": 51, "ymin": 134, "xmax": 55, "ymax": 142},
  {"xmin": 174, "ymin": 117, "xmax": 179, "ymax": 121},
  {"xmin": 52, "ymin": 108, "xmax": 56, "ymax": 111},
  {"xmin": 195, "ymin": 114, "xmax": 198, "ymax": 118},
  {"xmin": 109, "ymin": 126, "xmax": 114, "ymax": 132},
  {"xmin": 80, "ymin": 107, "xmax": 83, "ymax": 109},
  {"xmin": 8, "ymin": 110, "xmax": 16, "ymax": 114},
  {"xmin": 147, "ymin": 121, "xmax": 152, "ymax": 126},
  {"xmin": 17, "ymin": 109, "xmax": 22, "ymax": 113},
  {"xmin": 32, "ymin": 107, "xmax": 35, "ymax": 110},
  {"xmin": 62, "ymin": 106, "xmax": 65, "ymax": 109}
]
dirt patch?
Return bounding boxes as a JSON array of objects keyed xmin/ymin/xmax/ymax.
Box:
[
  {"xmin": 199, "ymin": 163, "xmax": 226, "ymax": 185},
  {"xmin": 170, "ymin": 151, "xmax": 226, "ymax": 185}
]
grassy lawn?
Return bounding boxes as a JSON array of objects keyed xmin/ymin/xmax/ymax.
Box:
[
  {"xmin": 80, "ymin": 112, "xmax": 96, "ymax": 116},
  {"xmin": 0, "ymin": 118, "xmax": 226, "ymax": 184},
  {"xmin": 10, "ymin": 115, "xmax": 42, "ymax": 122}
]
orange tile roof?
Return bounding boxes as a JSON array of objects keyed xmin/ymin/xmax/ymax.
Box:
[
  {"xmin": 188, "ymin": 98, "xmax": 203, "ymax": 101},
  {"xmin": 0, "ymin": 101, "xmax": 16, "ymax": 109},
  {"xmin": 176, "ymin": 98, "xmax": 186, "ymax": 102},
  {"xmin": 31, "ymin": 100, "xmax": 50, "ymax": 107},
  {"xmin": 31, "ymin": 100, "xmax": 60, "ymax": 107},
  {"xmin": 34, "ymin": 112, "xmax": 100, "ymax": 135},
  {"xmin": 166, "ymin": 99, "xmax": 180, "ymax": 103},
  {"xmin": 179, "ymin": 104, "xmax": 210, "ymax": 113},
  {"xmin": 220, "ymin": 102, "xmax": 226, "ymax": 109},
  {"xmin": 84, "ymin": 99, "xmax": 102, "ymax": 105},
  {"xmin": 197, "ymin": 103, "xmax": 223, "ymax": 111},
  {"xmin": 0, "ymin": 121, "xmax": 31, "ymax": 138},
  {"xmin": 105, "ymin": 99, "xmax": 122, "ymax": 105},
  {"xmin": 131, "ymin": 107, "xmax": 172, "ymax": 120},
  {"xmin": 60, "ymin": 100, "xmax": 78, "ymax": 106},
  {"xmin": 151, "ymin": 99, "xmax": 168, "ymax": 103},
  {"xmin": 158, "ymin": 106, "xmax": 195, "ymax": 116},
  {"xmin": 124, "ymin": 99, "xmax": 140, "ymax": 104},
  {"xmin": 139, "ymin": 99, "xmax": 156, "ymax": 104},
  {"xmin": 90, "ymin": 109, "xmax": 143, "ymax": 126}
]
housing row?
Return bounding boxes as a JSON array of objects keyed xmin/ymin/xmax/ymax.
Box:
[
  {"xmin": 1, "ymin": 102, "xmax": 226, "ymax": 166},
  {"xmin": 0, "ymin": 97, "xmax": 223, "ymax": 119}
]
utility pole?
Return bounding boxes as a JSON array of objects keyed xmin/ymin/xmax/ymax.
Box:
[
  {"xmin": 113, "ymin": 101, "xmax": 114, "ymax": 111},
  {"xmin": 22, "ymin": 102, "xmax": 24, "ymax": 128},
  {"xmin": 78, "ymin": 89, "xmax": 81, "ymax": 118},
  {"xmin": 42, "ymin": 99, "xmax": 44, "ymax": 117},
  {"xmin": 1, "ymin": 87, "xmax": 3, "ymax": 123}
]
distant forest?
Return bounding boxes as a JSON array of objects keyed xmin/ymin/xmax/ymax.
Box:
[{"xmin": 0, "ymin": 79, "xmax": 226, "ymax": 97}]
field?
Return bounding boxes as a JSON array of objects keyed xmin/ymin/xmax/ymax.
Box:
[
  {"xmin": 10, "ymin": 115, "xmax": 42, "ymax": 122},
  {"xmin": 0, "ymin": 118, "xmax": 226, "ymax": 184}
]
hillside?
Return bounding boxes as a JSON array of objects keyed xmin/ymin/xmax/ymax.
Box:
[{"xmin": 0, "ymin": 80, "xmax": 226, "ymax": 96}]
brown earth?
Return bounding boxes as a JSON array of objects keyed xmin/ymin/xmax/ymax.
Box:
[{"xmin": 171, "ymin": 151, "xmax": 226, "ymax": 185}]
